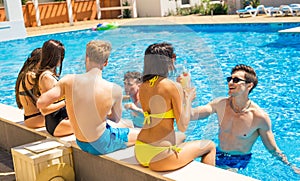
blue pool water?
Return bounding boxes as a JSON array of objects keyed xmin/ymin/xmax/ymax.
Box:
[{"xmin": 1, "ymin": 22, "xmax": 300, "ymax": 180}]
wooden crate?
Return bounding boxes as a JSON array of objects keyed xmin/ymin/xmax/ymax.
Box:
[{"xmin": 11, "ymin": 139, "xmax": 73, "ymax": 181}]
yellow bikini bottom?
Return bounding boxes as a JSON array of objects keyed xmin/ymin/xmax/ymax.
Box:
[{"xmin": 135, "ymin": 140, "xmax": 182, "ymax": 167}]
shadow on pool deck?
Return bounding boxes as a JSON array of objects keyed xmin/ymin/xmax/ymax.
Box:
[{"xmin": 0, "ymin": 147, "xmax": 15, "ymax": 181}]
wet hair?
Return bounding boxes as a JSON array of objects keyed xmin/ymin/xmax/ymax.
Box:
[
  {"xmin": 231, "ymin": 64, "xmax": 258, "ymax": 94},
  {"xmin": 142, "ymin": 42, "xmax": 174, "ymax": 82},
  {"xmin": 15, "ymin": 48, "xmax": 42, "ymax": 108},
  {"xmin": 86, "ymin": 40, "xmax": 111, "ymax": 69},
  {"xmin": 124, "ymin": 71, "xmax": 142, "ymax": 83}
]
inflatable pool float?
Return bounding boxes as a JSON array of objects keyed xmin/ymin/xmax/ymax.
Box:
[{"xmin": 92, "ymin": 22, "xmax": 119, "ymax": 31}]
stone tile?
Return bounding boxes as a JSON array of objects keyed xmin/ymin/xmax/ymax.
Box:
[
  {"xmin": 0, "ymin": 147, "xmax": 15, "ymax": 181},
  {"xmin": 25, "ymin": 15, "xmax": 300, "ymax": 37}
]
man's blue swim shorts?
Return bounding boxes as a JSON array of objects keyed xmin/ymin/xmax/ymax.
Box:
[
  {"xmin": 76, "ymin": 123, "xmax": 129, "ymax": 155},
  {"xmin": 216, "ymin": 147, "xmax": 252, "ymax": 170}
]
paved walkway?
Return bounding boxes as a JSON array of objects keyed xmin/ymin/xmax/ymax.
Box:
[
  {"xmin": 26, "ymin": 15, "xmax": 300, "ymax": 36},
  {"xmin": 0, "ymin": 148, "xmax": 15, "ymax": 181}
]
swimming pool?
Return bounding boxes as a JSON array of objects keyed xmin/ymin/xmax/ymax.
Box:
[{"xmin": 1, "ymin": 22, "xmax": 300, "ymax": 180}]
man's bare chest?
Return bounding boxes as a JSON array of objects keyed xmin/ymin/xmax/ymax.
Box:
[{"xmin": 219, "ymin": 113, "xmax": 258, "ymax": 138}]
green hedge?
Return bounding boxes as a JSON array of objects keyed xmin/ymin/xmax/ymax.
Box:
[{"xmin": 175, "ymin": 3, "xmax": 228, "ymax": 16}]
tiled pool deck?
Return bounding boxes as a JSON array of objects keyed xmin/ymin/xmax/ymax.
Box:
[
  {"xmin": 26, "ymin": 14, "xmax": 300, "ymax": 37},
  {"xmin": 1, "ymin": 14, "xmax": 299, "ymax": 181},
  {"xmin": 0, "ymin": 148, "xmax": 14, "ymax": 181}
]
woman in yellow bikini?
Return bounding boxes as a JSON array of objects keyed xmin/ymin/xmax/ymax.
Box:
[{"xmin": 135, "ymin": 42, "xmax": 216, "ymax": 171}]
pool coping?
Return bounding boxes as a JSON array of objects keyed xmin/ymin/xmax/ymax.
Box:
[{"xmin": 0, "ymin": 103, "xmax": 259, "ymax": 181}]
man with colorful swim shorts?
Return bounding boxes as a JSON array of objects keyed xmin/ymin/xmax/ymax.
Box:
[
  {"xmin": 76, "ymin": 123, "xmax": 129, "ymax": 155},
  {"xmin": 37, "ymin": 40, "xmax": 139, "ymax": 155},
  {"xmin": 190, "ymin": 64, "xmax": 300, "ymax": 173}
]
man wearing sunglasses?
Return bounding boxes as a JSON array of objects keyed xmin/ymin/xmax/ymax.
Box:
[{"xmin": 191, "ymin": 64, "xmax": 299, "ymax": 173}]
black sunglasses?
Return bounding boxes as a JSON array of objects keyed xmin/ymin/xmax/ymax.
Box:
[{"xmin": 227, "ymin": 77, "xmax": 248, "ymax": 83}]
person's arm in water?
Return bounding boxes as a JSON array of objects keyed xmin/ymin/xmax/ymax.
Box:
[{"xmin": 259, "ymin": 112, "xmax": 300, "ymax": 174}]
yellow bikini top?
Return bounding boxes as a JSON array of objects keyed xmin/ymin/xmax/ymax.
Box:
[
  {"xmin": 149, "ymin": 76, "xmax": 159, "ymax": 87},
  {"xmin": 144, "ymin": 76, "xmax": 175, "ymax": 125},
  {"xmin": 143, "ymin": 109, "xmax": 175, "ymax": 125}
]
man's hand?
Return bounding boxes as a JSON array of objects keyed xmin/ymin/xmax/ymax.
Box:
[
  {"xmin": 273, "ymin": 151, "xmax": 300, "ymax": 174},
  {"xmin": 125, "ymin": 103, "xmax": 143, "ymax": 113},
  {"xmin": 124, "ymin": 103, "xmax": 134, "ymax": 110},
  {"xmin": 123, "ymin": 95, "xmax": 130, "ymax": 101},
  {"xmin": 292, "ymin": 165, "xmax": 300, "ymax": 174}
]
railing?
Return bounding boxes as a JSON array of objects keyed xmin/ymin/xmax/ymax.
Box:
[
  {"xmin": 96, "ymin": 0, "xmax": 137, "ymax": 19},
  {"xmin": 0, "ymin": 0, "xmax": 137, "ymax": 27},
  {"xmin": 0, "ymin": 7, "xmax": 5, "ymax": 22}
]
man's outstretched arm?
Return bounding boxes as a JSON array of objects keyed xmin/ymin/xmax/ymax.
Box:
[
  {"xmin": 37, "ymin": 82, "xmax": 64, "ymax": 109},
  {"xmin": 259, "ymin": 114, "xmax": 300, "ymax": 174},
  {"xmin": 190, "ymin": 105, "xmax": 213, "ymax": 120}
]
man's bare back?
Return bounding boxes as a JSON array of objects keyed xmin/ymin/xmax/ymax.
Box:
[{"xmin": 59, "ymin": 68, "xmax": 122, "ymax": 142}]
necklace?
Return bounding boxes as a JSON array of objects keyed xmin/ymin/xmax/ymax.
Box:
[{"xmin": 230, "ymin": 99, "xmax": 251, "ymax": 113}]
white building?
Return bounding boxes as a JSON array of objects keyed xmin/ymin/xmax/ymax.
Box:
[
  {"xmin": 137, "ymin": 0, "xmax": 201, "ymax": 17},
  {"xmin": 0, "ymin": 0, "xmax": 26, "ymax": 42}
]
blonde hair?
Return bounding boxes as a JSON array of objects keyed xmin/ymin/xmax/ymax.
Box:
[{"xmin": 86, "ymin": 40, "xmax": 111, "ymax": 68}]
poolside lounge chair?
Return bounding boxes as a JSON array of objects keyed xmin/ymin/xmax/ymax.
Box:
[
  {"xmin": 279, "ymin": 5, "xmax": 295, "ymax": 16},
  {"xmin": 236, "ymin": 5, "xmax": 270, "ymax": 18},
  {"xmin": 236, "ymin": 5, "xmax": 253, "ymax": 18},
  {"xmin": 265, "ymin": 4, "xmax": 300, "ymax": 17},
  {"xmin": 249, "ymin": 5, "xmax": 272, "ymax": 17},
  {"xmin": 264, "ymin": 6, "xmax": 287, "ymax": 16},
  {"xmin": 289, "ymin": 4, "xmax": 300, "ymax": 16}
]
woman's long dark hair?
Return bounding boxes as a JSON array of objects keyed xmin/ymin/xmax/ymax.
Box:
[
  {"xmin": 34, "ymin": 39, "xmax": 65, "ymax": 94},
  {"xmin": 15, "ymin": 48, "xmax": 42, "ymax": 108}
]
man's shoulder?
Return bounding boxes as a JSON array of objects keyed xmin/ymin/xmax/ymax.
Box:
[
  {"xmin": 98, "ymin": 80, "xmax": 122, "ymax": 93},
  {"xmin": 57, "ymin": 74, "xmax": 77, "ymax": 88},
  {"xmin": 60, "ymin": 74, "xmax": 76, "ymax": 82},
  {"xmin": 248, "ymin": 101, "xmax": 271, "ymax": 127},
  {"xmin": 110, "ymin": 81, "xmax": 122, "ymax": 89},
  {"xmin": 251, "ymin": 102, "xmax": 269, "ymax": 118},
  {"xmin": 211, "ymin": 97, "xmax": 228, "ymax": 104}
]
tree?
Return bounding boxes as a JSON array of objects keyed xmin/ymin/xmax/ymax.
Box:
[{"xmin": 243, "ymin": 0, "xmax": 260, "ymax": 8}]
